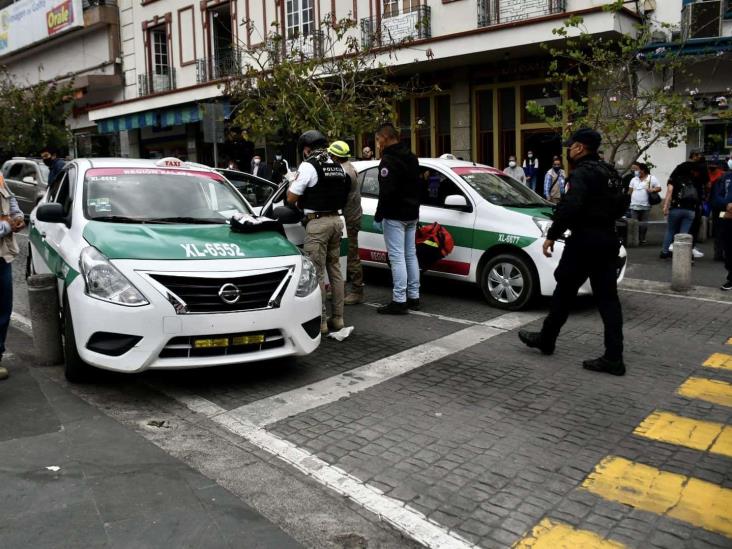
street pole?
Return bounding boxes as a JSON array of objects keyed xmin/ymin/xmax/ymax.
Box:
[
  {"xmin": 213, "ymin": 140, "xmax": 219, "ymax": 168},
  {"xmin": 671, "ymin": 233, "xmax": 693, "ymax": 292}
]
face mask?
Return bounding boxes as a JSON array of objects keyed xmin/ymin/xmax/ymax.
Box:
[
  {"xmin": 633, "ymin": 170, "xmax": 640, "ymax": 177},
  {"xmin": 43, "ymin": 158, "xmax": 53, "ymax": 167},
  {"xmin": 275, "ymin": 155, "xmax": 282, "ymax": 161},
  {"xmin": 509, "ymin": 161, "xmax": 516, "ymax": 168},
  {"xmin": 553, "ymin": 166, "xmax": 561, "ymax": 173},
  {"xmin": 253, "ymin": 159, "xmax": 260, "ymax": 166},
  {"xmin": 528, "ymin": 154, "xmax": 533, "ymax": 159},
  {"xmin": 727, "ymin": 159, "xmax": 732, "ymax": 170}
]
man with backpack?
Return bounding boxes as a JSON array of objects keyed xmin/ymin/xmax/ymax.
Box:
[
  {"xmin": 519, "ymin": 128, "xmax": 627, "ymax": 376},
  {"xmin": 660, "ymin": 160, "xmax": 705, "ymax": 259}
]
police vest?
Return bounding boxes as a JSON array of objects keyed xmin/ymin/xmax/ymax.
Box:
[{"xmin": 301, "ymin": 157, "xmax": 349, "ymax": 212}]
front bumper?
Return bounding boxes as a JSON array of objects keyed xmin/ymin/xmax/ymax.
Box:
[{"xmin": 66, "ymin": 257, "xmax": 322, "ymax": 373}]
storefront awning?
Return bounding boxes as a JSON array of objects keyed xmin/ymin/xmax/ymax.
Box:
[{"xmin": 96, "ymin": 103, "xmax": 213, "ymax": 134}]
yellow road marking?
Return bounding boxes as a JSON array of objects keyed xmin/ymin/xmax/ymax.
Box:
[
  {"xmin": 678, "ymin": 377, "xmax": 732, "ymax": 408},
  {"xmin": 583, "ymin": 456, "xmax": 732, "ymax": 538},
  {"xmin": 704, "ymin": 353, "xmax": 732, "ymax": 371},
  {"xmin": 634, "ymin": 411, "xmax": 732, "ymax": 458},
  {"xmin": 513, "ymin": 519, "xmax": 624, "ymax": 549}
]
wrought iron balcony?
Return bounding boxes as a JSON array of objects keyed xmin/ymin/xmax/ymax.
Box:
[
  {"xmin": 360, "ymin": 5, "xmax": 431, "ymax": 49},
  {"xmin": 196, "ymin": 48, "xmax": 244, "ymax": 84},
  {"xmin": 138, "ymin": 69, "xmax": 176, "ymax": 97},
  {"xmin": 285, "ymin": 30, "xmax": 325, "ymax": 59},
  {"xmin": 477, "ymin": 0, "xmax": 566, "ymax": 28}
]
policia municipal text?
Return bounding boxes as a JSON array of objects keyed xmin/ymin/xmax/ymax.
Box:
[
  {"xmin": 287, "ymin": 131, "xmax": 350, "ymax": 335},
  {"xmin": 519, "ymin": 128, "xmax": 626, "ymax": 376}
]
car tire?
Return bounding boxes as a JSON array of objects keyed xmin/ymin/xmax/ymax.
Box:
[
  {"xmin": 62, "ymin": 294, "xmax": 92, "ymax": 383},
  {"xmin": 480, "ymin": 253, "xmax": 536, "ymax": 311}
]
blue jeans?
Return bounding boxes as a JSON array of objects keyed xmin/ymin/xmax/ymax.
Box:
[
  {"xmin": 383, "ymin": 219, "xmax": 420, "ymax": 303},
  {"xmin": 0, "ymin": 259, "xmax": 12, "ymax": 357},
  {"xmin": 662, "ymin": 208, "xmax": 695, "ymax": 253}
]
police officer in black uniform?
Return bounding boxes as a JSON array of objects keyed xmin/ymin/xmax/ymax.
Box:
[
  {"xmin": 287, "ymin": 130, "xmax": 350, "ymax": 334},
  {"xmin": 519, "ymin": 128, "xmax": 626, "ymax": 376}
]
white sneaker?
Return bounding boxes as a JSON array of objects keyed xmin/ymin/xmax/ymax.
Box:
[
  {"xmin": 692, "ymin": 248, "xmax": 704, "ymax": 259},
  {"xmin": 668, "ymin": 243, "xmax": 673, "ymax": 252}
]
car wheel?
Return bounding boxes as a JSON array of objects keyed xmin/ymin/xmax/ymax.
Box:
[
  {"xmin": 480, "ymin": 253, "xmax": 536, "ymax": 311},
  {"xmin": 62, "ymin": 294, "xmax": 92, "ymax": 383}
]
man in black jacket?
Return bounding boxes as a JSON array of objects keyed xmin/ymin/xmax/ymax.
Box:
[
  {"xmin": 373, "ymin": 123, "xmax": 421, "ymax": 315},
  {"xmin": 519, "ymin": 128, "xmax": 626, "ymax": 375}
]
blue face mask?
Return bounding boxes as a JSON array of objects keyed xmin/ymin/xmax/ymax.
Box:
[{"xmin": 633, "ymin": 170, "xmax": 640, "ymax": 177}]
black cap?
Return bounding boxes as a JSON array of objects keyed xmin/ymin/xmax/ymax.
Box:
[{"xmin": 563, "ymin": 128, "xmax": 602, "ymax": 151}]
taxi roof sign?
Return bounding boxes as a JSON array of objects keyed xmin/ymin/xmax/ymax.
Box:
[{"xmin": 156, "ymin": 157, "xmax": 184, "ymax": 168}]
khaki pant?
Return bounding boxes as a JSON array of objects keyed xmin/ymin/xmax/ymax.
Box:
[
  {"xmin": 346, "ymin": 220, "xmax": 363, "ymax": 289},
  {"xmin": 304, "ymin": 216, "xmax": 344, "ymax": 319}
]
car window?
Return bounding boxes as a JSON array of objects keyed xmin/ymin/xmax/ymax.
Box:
[
  {"xmin": 221, "ymin": 171, "xmax": 276, "ymax": 207},
  {"xmin": 361, "ymin": 167, "xmax": 379, "ymax": 197},
  {"xmin": 1, "ymin": 162, "xmax": 12, "ymax": 178},
  {"xmin": 7, "ymin": 163, "xmax": 23, "ymax": 179},
  {"xmin": 52, "ymin": 171, "xmax": 74, "ymax": 216},
  {"xmin": 20, "ymin": 163, "xmax": 39, "ymax": 183},
  {"xmin": 419, "ymin": 167, "xmax": 467, "ymax": 208},
  {"xmin": 453, "ymin": 167, "xmax": 547, "ymax": 207},
  {"xmin": 83, "ymin": 168, "xmax": 252, "ymax": 223}
]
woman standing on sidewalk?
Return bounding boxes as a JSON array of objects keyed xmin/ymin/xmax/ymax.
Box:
[
  {"xmin": 0, "ymin": 174, "xmax": 25, "ymax": 380},
  {"xmin": 628, "ymin": 163, "xmax": 661, "ymax": 244}
]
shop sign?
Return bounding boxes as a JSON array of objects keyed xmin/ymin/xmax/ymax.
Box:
[{"xmin": 0, "ymin": 0, "xmax": 84, "ymax": 58}]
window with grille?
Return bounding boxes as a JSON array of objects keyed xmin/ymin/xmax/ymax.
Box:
[
  {"xmin": 383, "ymin": 0, "xmax": 398, "ymax": 17},
  {"xmin": 151, "ymin": 27, "xmax": 169, "ymax": 75},
  {"xmin": 286, "ymin": 0, "xmax": 314, "ymax": 38}
]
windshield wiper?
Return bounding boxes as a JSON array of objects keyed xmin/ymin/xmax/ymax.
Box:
[
  {"xmin": 142, "ymin": 216, "xmax": 227, "ymax": 225},
  {"xmin": 92, "ymin": 215, "xmax": 145, "ymax": 223}
]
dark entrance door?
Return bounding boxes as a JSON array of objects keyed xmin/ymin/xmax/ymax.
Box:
[{"xmin": 522, "ymin": 130, "xmax": 561, "ymax": 195}]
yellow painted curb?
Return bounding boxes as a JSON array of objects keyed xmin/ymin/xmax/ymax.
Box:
[
  {"xmin": 704, "ymin": 353, "xmax": 732, "ymax": 371},
  {"xmin": 513, "ymin": 518, "xmax": 624, "ymax": 549},
  {"xmin": 634, "ymin": 411, "xmax": 732, "ymax": 457},
  {"xmin": 678, "ymin": 377, "xmax": 732, "ymax": 408}
]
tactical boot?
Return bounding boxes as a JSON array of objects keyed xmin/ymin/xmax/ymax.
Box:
[
  {"xmin": 328, "ymin": 316, "xmax": 344, "ymax": 331},
  {"xmin": 582, "ymin": 356, "xmax": 626, "ymax": 376},
  {"xmin": 407, "ymin": 298, "xmax": 420, "ymax": 310},
  {"xmin": 344, "ymin": 289, "xmax": 364, "ymax": 305},
  {"xmin": 518, "ymin": 330, "xmax": 555, "ymax": 355},
  {"xmin": 377, "ymin": 301, "xmax": 408, "ymax": 315},
  {"xmin": 320, "ymin": 319, "xmax": 329, "ymax": 335}
]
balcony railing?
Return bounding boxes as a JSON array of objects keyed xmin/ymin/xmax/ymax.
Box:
[
  {"xmin": 478, "ymin": 0, "xmax": 566, "ymax": 28},
  {"xmin": 138, "ymin": 69, "xmax": 176, "ymax": 97},
  {"xmin": 285, "ymin": 31, "xmax": 325, "ymax": 59},
  {"xmin": 360, "ymin": 5, "xmax": 431, "ymax": 49},
  {"xmin": 196, "ymin": 48, "xmax": 244, "ymax": 83}
]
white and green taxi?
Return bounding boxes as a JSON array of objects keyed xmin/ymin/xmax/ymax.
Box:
[
  {"xmin": 353, "ymin": 157, "xmax": 627, "ymax": 310},
  {"xmin": 28, "ymin": 158, "xmax": 322, "ymax": 381}
]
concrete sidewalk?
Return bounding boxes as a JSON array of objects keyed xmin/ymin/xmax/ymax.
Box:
[{"xmin": 0, "ymin": 328, "xmax": 302, "ymax": 549}]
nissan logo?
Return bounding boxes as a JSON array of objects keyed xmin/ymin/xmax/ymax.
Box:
[{"xmin": 218, "ymin": 283, "xmax": 240, "ymax": 305}]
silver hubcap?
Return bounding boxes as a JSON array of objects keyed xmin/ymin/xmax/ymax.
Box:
[{"xmin": 487, "ymin": 262, "xmax": 524, "ymax": 303}]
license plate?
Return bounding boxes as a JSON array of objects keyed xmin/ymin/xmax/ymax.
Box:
[
  {"xmin": 193, "ymin": 337, "xmax": 229, "ymax": 349},
  {"xmin": 232, "ymin": 334, "xmax": 265, "ymax": 346}
]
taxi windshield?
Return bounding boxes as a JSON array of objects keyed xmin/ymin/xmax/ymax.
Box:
[
  {"xmin": 453, "ymin": 167, "xmax": 548, "ymax": 207},
  {"xmin": 83, "ymin": 168, "xmax": 252, "ymax": 223}
]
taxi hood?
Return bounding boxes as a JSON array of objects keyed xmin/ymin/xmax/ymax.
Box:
[{"xmin": 82, "ymin": 221, "xmax": 299, "ymax": 260}]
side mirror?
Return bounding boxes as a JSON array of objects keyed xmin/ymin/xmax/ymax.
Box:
[
  {"xmin": 272, "ymin": 205, "xmax": 303, "ymax": 225},
  {"xmin": 36, "ymin": 203, "xmax": 67, "ymax": 224},
  {"xmin": 22, "ymin": 176, "xmax": 36, "ymax": 184},
  {"xmin": 444, "ymin": 194, "xmax": 471, "ymax": 212}
]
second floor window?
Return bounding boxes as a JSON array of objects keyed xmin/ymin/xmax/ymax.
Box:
[
  {"xmin": 151, "ymin": 27, "xmax": 169, "ymax": 75},
  {"xmin": 286, "ymin": 0, "xmax": 314, "ymax": 38},
  {"xmin": 384, "ymin": 0, "xmax": 419, "ymax": 17}
]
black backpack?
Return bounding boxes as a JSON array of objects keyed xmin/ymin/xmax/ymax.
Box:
[
  {"xmin": 588, "ymin": 160, "xmax": 629, "ymax": 220},
  {"xmin": 676, "ymin": 178, "xmax": 700, "ymax": 209}
]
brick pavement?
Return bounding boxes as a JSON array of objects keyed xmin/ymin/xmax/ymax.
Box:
[{"xmin": 270, "ymin": 291, "xmax": 732, "ymax": 548}]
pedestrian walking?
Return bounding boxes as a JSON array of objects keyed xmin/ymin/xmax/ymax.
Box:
[
  {"xmin": 627, "ymin": 163, "xmax": 661, "ymax": 244},
  {"xmin": 522, "ymin": 151, "xmax": 539, "ymax": 193},
  {"xmin": 373, "ymin": 122, "xmax": 421, "ymax": 315},
  {"xmin": 519, "ymin": 128, "xmax": 627, "ymax": 375},
  {"xmin": 0, "ymin": 174, "xmax": 25, "ymax": 380},
  {"xmin": 660, "ymin": 160, "xmax": 704, "ymax": 259},
  {"xmin": 543, "ymin": 157, "xmax": 566, "ymax": 204},
  {"xmin": 287, "ymin": 130, "xmax": 350, "ymax": 334},
  {"xmin": 686, "ymin": 151, "xmax": 709, "ymax": 259},
  {"xmin": 40, "ymin": 146, "xmax": 65, "ymax": 190},
  {"xmin": 328, "ymin": 141, "xmax": 365, "ymax": 305},
  {"xmin": 712, "ymin": 158, "xmax": 732, "ymax": 262},
  {"xmin": 714, "ymin": 160, "xmax": 732, "ymax": 290},
  {"xmin": 504, "ymin": 155, "xmax": 526, "ymax": 185}
]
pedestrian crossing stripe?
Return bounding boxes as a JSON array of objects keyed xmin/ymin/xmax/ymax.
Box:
[
  {"xmin": 634, "ymin": 411, "xmax": 732, "ymax": 458},
  {"xmin": 704, "ymin": 353, "xmax": 732, "ymax": 371},
  {"xmin": 677, "ymin": 377, "xmax": 732, "ymax": 408},
  {"xmin": 582, "ymin": 456, "xmax": 732, "ymax": 538},
  {"xmin": 513, "ymin": 518, "xmax": 625, "ymax": 548}
]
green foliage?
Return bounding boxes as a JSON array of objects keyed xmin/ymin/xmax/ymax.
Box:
[
  {"xmin": 226, "ymin": 16, "xmax": 433, "ymax": 146},
  {"xmin": 527, "ymin": 7, "xmax": 708, "ymax": 168},
  {"xmin": 0, "ymin": 67, "xmax": 74, "ymax": 157}
]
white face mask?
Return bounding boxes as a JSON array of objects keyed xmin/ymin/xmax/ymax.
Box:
[
  {"xmin": 633, "ymin": 170, "xmax": 640, "ymax": 177},
  {"xmin": 253, "ymin": 159, "xmax": 260, "ymax": 166},
  {"xmin": 509, "ymin": 161, "xmax": 517, "ymax": 168},
  {"xmin": 527, "ymin": 154, "xmax": 533, "ymax": 159}
]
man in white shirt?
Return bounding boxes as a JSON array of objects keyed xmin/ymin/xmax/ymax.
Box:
[{"xmin": 504, "ymin": 155, "xmax": 526, "ymax": 185}]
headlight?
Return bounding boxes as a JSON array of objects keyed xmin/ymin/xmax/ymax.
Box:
[
  {"xmin": 533, "ymin": 217, "xmax": 553, "ymax": 237},
  {"xmin": 79, "ymin": 247, "xmax": 148, "ymax": 306},
  {"xmin": 296, "ymin": 256, "xmax": 319, "ymax": 297}
]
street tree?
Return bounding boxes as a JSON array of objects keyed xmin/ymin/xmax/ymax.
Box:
[
  {"xmin": 0, "ymin": 67, "xmax": 74, "ymax": 158},
  {"xmin": 527, "ymin": 2, "xmax": 722, "ymax": 169},
  {"xmin": 225, "ymin": 15, "xmax": 434, "ymax": 149}
]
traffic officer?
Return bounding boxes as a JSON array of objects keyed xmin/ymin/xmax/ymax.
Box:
[
  {"xmin": 518, "ymin": 128, "xmax": 626, "ymax": 375},
  {"xmin": 327, "ymin": 141, "xmax": 365, "ymax": 305},
  {"xmin": 287, "ymin": 130, "xmax": 350, "ymax": 334}
]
